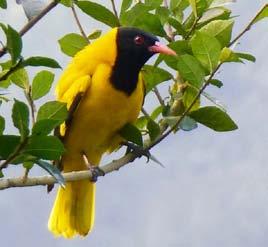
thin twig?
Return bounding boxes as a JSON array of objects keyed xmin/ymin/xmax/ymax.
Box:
[
  {"xmin": 164, "ymin": 0, "xmax": 175, "ymax": 41},
  {"xmin": 141, "ymin": 107, "xmax": 150, "ymax": 118},
  {"xmin": 0, "ymin": 0, "xmax": 59, "ymax": 58},
  {"xmin": 71, "ymin": 4, "xmax": 90, "ymax": 43},
  {"xmin": 153, "ymin": 87, "xmax": 165, "ymax": 107},
  {"xmin": 229, "ymin": 4, "xmax": 268, "ymax": 47},
  {"xmin": 25, "ymin": 86, "xmax": 36, "ymax": 125},
  {"xmin": 110, "ymin": 0, "xmax": 120, "ymax": 26}
]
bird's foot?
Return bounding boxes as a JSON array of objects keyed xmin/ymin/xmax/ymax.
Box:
[
  {"xmin": 122, "ymin": 141, "xmax": 151, "ymax": 162},
  {"xmin": 89, "ymin": 166, "xmax": 105, "ymax": 182},
  {"xmin": 122, "ymin": 142, "xmax": 165, "ymax": 168},
  {"xmin": 82, "ymin": 152, "xmax": 105, "ymax": 182}
]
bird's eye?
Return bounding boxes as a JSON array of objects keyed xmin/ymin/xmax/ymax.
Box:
[{"xmin": 134, "ymin": 35, "xmax": 145, "ymax": 45}]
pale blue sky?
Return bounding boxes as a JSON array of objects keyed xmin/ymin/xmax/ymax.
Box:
[{"xmin": 1, "ymin": 1, "xmax": 268, "ymax": 246}]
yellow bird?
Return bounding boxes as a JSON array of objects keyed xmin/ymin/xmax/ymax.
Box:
[{"xmin": 48, "ymin": 27, "xmax": 176, "ymax": 238}]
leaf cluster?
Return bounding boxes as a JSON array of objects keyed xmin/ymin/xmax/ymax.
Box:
[{"xmin": 0, "ymin": 0, "xmax": 268, "ymax": 183}]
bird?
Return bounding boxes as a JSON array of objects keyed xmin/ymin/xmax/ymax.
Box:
[{"xmin": 48, "ymin": 27, "xmax": 176, "ymax": 238}]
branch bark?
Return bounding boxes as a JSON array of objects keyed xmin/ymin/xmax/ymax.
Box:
[
  {"xmin": 0, "ymin": 0, "xmax": 59, "ymax": 58},
  {"xmin": 0, "ymin": 153, "xmax": 136, "ymax": 190}
]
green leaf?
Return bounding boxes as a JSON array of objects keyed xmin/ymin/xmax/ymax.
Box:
[
  {"xmin": 23, "ymin": 161, "xmax": 34, "ymax": 170},
  {"xmin": 160, "ymin": 40, "xmax": 191, "ymax": 69},
  {"xmin": 183, "ymin": 87, "xmax": 200, "ymax": 111},
  {"xmin": 200, "ymin": 19, "xmax": 234, "ymax": 47},
  {"xmin": 120, "ymin": 0, "xmax": 132, "ymax": 15},
  {"xmin": 120, "ymin": 3, "xmax": 151, "ymax": 25},
  {"xmin": 32, "ymin": 119, "xmax": 60, "ymax": 136},
  {"xmin": 179, "ymin": 116, "xmax": 198, "ymax": 131},
  {"xmin": 190, "ymin": 31, "xmax": 221, "ymax": 73},
  {"xmin": 145, "ymin": 0, "xmax": 163, "ymax": 8},
  {"xmin": 12, "ymin": 99, "xmax": 29, "ymax": 138},
  {"xmin": 132, "ymin": 13, "xmax": 166, "ymax": 37},
  {"xmin": 87, "ymin": 29, "xmax": 102, "ymax": 40},
  {"xmin": 189, "ymin": 0, "xmax": 197, "ymax": 17},
  {"xmin": 198, "ymin": 7, "xmax": 229, "ymax": 24},
  {"xmin": 119, "ymin": 123, "xmax": 143, "ymax": 146},
  {"xmin": 156, "ymin": 6, "xmax": 170, "ymax": 25},
  {"xmin": 177, "ymin": 54, "xmax": 205, "ymax": 88},
  {"xmin": 253, "ymin": 5, "xmax": 268, "ymax": 24},
  {"xmin": 210, "ymin": 0, "xmax": 236, "ymax": 8},
  {"xmin": 22, "ymin": 56, "xmax": 61, "ymax": 68},
  {"xmin": 170, "ymin": 0, "xmax": 189, "ymax": 11},
  {"xmin": 60, "ymin": 0, "xmax": 72, "ymax": 7},
  {"xmin": 135, "ymin": 116, "xmax": 148, "ymax": 129},
  {"xmin": 0, "ymin": 115, "xmax": 5, "ymax": 134},
  {"xmin": 220, "ymin": 47, "xmax": 242, "ymax": 63},
  {"xmin": 9, "ymin": 68, "xmax": 29, "ymax": 89},
  {"xmin": 5, "ymin": 25, "xmax": 22, "ymax": 64},
  {"xmin": 0, "ymin": 0, "xmax": 7, "ymax": 9},
  {"xmin": 168, "ymin": 17, "xmax": 187, "ymax": 37},
  {"xmin": 0, "ymin": 135, "xmax": 20, "ymax": 159},
  {"xmin": 24, "ymin": 136, "xmax": 65, "ymax": 160},
  {"xmin": 76, "ymin": 1, "xmax": 119, "ymax": 27},
  {"xmin": 147, "ymin": 119, "xmax": 160, "ymax": 142},
  {"xmin": 37, "ymin": 101, "xmax": 68, "ymax": 125},
  {"xmin": 36, "ymin": 160, "xmax": 65, "ymax": 186},
  {"xmin": 209, "ymin": 79, "xmax": 223, "ymax": 88},
  {"xmin": 31, "ymin": 70, "xmax": 54, "ymax": 100},
  {"xmin": 236, "ymin": 52, "xmax": 256, "ymax": 63},
  {"xmin": 151, "ymin": 106, "xmax": 163, "ymax": 120},
  {"xmin": 58, "ymin": 33, "xmax": 88, "ymax": 57},
  {"xmin": 189, "ymin": 106, "xmax": 238, "ymax": 131},
  {"xmin": 143, "ymin": 65, "xmax": 173, "ymax": 93}
]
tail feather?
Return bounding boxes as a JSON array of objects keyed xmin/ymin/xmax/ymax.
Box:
[{"xmin": 48, "ymin": 180, "xmax": 95, "ymax": 238}]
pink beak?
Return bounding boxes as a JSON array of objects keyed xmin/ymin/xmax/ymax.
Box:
[{"xmin": 148, "ymin": 41, "xmax": 177, "ymax": 56}]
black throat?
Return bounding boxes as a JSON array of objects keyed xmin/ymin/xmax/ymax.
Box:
[
  {"xmin": 110, "ymin": 54, "xmax": 142, "ymax": 96},
  {"xmin": 110, "ymin": 28, "xmax": 155, "ymax": 96}
]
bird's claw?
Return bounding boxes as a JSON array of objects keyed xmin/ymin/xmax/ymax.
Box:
[
  {"xmin": 89, "ymin": 166, "xmax": 105, "ymax": 183},
  {"xmin": 82, "ymin": 151, "xmax": 105, "ymax": 182},
  {"xmin": 122, "ymin": 141, "xmax": 151, "ymax": 163}
]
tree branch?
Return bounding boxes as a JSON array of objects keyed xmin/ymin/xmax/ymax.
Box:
[
  {"xmin": 0, "ymin": 153, "xmax": 136, "ymax": 190},
  {"xmin": 229, "ymin": 4, "xmax": 268, "ymax": 47},
  {"xmin": 71, "ymin": 3, "xmax": 90, "ymax": 43},
  {"xmin": 0, "ymin": 0, "xmax": 59, "ymax": 58}
]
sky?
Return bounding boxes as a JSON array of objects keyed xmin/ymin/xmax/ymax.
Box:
[{"xmin": 1, "ymin": 1, "xmax": 268, "ymax": 246}]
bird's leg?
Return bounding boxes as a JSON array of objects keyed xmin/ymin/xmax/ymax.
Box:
[
  {"xmin": 82, "ymin": 151, "xmax": 105, "ymax": 182},
  {"xmin": 122, "ymin": 141, "xmax": 151, "ymax": 163}
]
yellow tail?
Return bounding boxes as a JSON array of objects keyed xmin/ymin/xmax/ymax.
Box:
[{"xmin": 48, "ymin": 180, "xmax": 95, "ymax": 238}]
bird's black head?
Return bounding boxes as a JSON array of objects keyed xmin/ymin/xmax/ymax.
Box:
[
  {"xmin": 111, "ymin": 27, "xmax": 176, "ymax": 95},
  {"xmin": 116, "ymin": 27, "xmax": 160, "ymax": 69}
]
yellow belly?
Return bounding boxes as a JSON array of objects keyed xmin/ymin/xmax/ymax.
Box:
[{"xmin": 62, "ymin": 63, "xmax": 144, "ymax": 170}]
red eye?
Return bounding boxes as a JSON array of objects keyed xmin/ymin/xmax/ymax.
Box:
[{"xmin": 134, "ymin": 35, "xmax": 144, "ymax": 45}]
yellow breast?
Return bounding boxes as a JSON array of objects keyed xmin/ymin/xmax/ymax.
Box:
[{"xmin": 63, "ymin": 63, "xmax": 144, "ymax": 165}]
